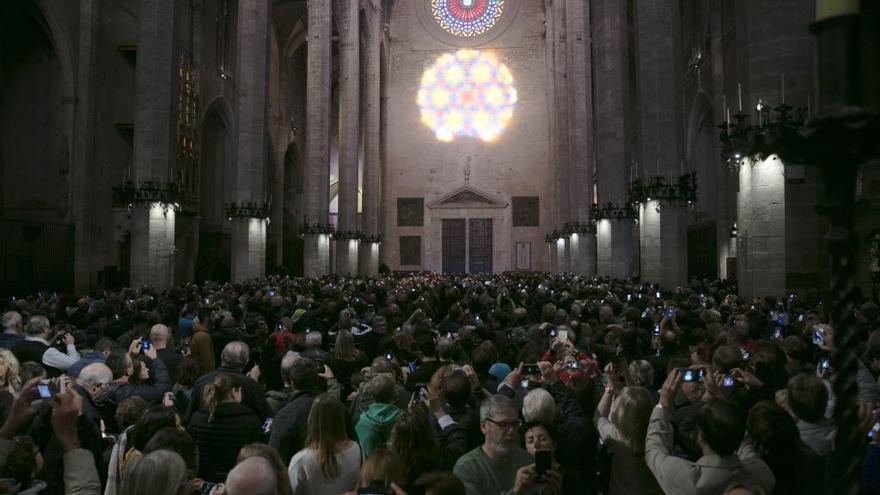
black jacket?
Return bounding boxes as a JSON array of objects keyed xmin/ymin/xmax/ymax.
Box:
[
  {"xmin": 268, "ymin": 389, "xmax": 318, "ymax": 464},
  {"xmin": 95, "ymin": 356, "xmax": 172, "ymax": 433},
  {"xmin": 185, "ymin": 366, "xmax": 271, "ymax": 424},
  {"xmin": 188, "ymin": 402, "xmax": 262, "ymax": 482}
]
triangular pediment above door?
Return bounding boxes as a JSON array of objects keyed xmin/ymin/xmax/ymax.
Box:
[{"xmin": 427, "ymin": 184, "xmax": 508, "ymax": 209}]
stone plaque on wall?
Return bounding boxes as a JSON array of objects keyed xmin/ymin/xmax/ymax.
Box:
[
  {"xmin": 397, "ymin": 198, "xmax": 424, "ymax": 226},
  {"xmin": 399, "ymin": 236, "xmax": 421, "ymax": 266},
  {"xmin": 512, "ymin": 197, "xmax": 539, "ymax": 226}
]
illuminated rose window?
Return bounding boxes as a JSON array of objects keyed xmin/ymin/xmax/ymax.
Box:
[
  {"xmin": 431, "ymin": 0, "xmax": 505, "ymax": 38},
  {"xmin": 417, "ymin": 49, "xmax": 517, "ymax": 143}
]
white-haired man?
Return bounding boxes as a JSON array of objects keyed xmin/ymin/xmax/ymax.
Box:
[
  {"xmin": 13, "ymin": 316, "xmax": 78, "ymax": 377},
  {"xmin": 0, "ymin": 311, "xmax": 24, "ymax": 350}
]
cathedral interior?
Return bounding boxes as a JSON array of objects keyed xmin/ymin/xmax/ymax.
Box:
[{"xmin": 0, "ymin": 0, "xmax": 877, "ymax": 299}]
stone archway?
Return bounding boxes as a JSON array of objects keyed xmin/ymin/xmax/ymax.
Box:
[
  {"xmin": 0, "ymin": 0, "xmax": 75, "ymax": 293},
  {"xmin": 194, "ymin": 97, "xmax": 235, "ymax": 283}
]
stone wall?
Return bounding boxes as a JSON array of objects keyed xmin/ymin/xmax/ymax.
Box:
[{"xmin": 382, "ymin": 0, "xmax": 552, "ymax": 273}]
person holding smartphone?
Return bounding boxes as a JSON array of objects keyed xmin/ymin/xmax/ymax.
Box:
[{"xmin": 453, "ymin": 395, "xmax": 559, "ymax": 495}]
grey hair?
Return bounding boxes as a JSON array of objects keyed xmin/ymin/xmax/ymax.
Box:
[
  {"xmin": 480, "ymin": 394, "xmax": 517, "ymax": 421},
  {"xmin": 1, "ymin": 312, "xmax": 22, "ymax": 331},
  {"xmin": 626, "ymin": 360, "xmax": 655, "ymax": 388},
  {"xmin": 121, "ymin": 450, "xmax": 188, "ymax": 495},
  {"xmin": 522, "ymin": 388, "xmax": 556, "ymax": 424},
  {"xmin": 280, "ymin": 352, "xmax": 299, "ymax": 385},
  {"xmin": 304, "ymin": 331, "xmax": 322, "ymax": 347},
  {"xmin": 24, "ymin": 316, "xmax": 51, "ymax": 336},
  {"xmin": 221, "ymin": 341, "xmax": 250, "ymax": 371},
  {"xmin": 149, "ymin": 324, "xmax": 171, "ymax": 343},
  {"xmin": 225, "ymin": 457, "xmax": 276, "ymax": 495},
  {"xmin": 78, "ymin": 363, "xmax": 113, "ymax": 389}
]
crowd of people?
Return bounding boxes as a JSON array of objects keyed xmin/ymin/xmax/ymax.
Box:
[{"xmin": 0, "ymin": 272, "xmax": 878, "ymax": 495}]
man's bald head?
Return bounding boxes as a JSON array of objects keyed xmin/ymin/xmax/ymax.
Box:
[
  {"xmin": 221, "ymin": 341, "xmax": 250, "ymax": 371},
  {"xmin": 225, "ymin": 457, "xmax": 276, "ymax": 495}
]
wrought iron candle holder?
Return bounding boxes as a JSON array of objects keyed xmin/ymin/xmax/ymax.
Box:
[
  {"xmin": 224, "ymin": 201, "xmax": 272, "ymax": 221},
  {"xmin": 719, "ymin": 102, "xmax": 807, "ymax": 169},
  {"xmin": 589, "ymin": 201, "xmax": 638, "ymax": 221},
  {"xmin": 112, "ymin": 180, "xmax": 182, "ymax": 216},
  {"xmin": 298, "ymin": 217, "xmax": 335, "ymax": 237},
  {"xmin": 629, "ymin": 172, "xmax": 698, "ymax": 206}
]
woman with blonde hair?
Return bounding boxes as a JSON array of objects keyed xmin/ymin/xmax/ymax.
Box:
[
  {"xmin": 595, "ymin": 384, "xmax": 662, "ymax": 495},
  {"xmin": 188, "ymin": 373, "xmax": 261, "ymax": 482},
  {"xmin": 0, "ymin": 350, "xmax": 21, "ymax": 393},
  {"xmin": 288, "ymin": 393, "xmax": 362, "ymax": 495},
  {"xmin": 120, "ymin": 449, "xmax": 192, "ymax": 495}
]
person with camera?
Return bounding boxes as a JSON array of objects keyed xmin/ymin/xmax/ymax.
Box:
[
  {"xmin": 645, "ymin": 369, "xmax": 775, "ymax": 495},
  {"xmin": 13, "ymin": 315, "xmax": 80, "ymax": 377},
  {"xmin": 95, "ymin": 339, "xmax": 172, "ymax": 433},
  {"xmin": 453, "ymin": 394, "xmax": 560, "ymax": 495},
  {"xmin": 594, "ymin": 364, "xmax": 661, "ymax": 495}
]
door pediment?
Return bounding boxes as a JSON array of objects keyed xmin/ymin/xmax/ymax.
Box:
[{"xmin": 428, "ymin": 184, "xmax": 508, "ymax": 209}]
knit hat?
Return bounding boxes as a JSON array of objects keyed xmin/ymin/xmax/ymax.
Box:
[{"xmin": 488, "ymin": 362, "xmax": 512, "ymax": 383}]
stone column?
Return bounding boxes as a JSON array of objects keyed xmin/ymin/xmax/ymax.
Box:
[
  {"xmin": 359, "ymin": 0, "xmax": 381, "ymax": 276},
  {"xmin": 565, "ymin": 0, "xmax": 595, "ymax": 275},
  {"xmin": 229, "ymin": 0, "xmax": 270, "ymax": 282},
  {"xmin": 592, "ymin": 0, "xmax": 636, "ymax": 279},
  {"xmin": 303, "ymin": 0, "xmax": 332, "ymax": 277},
  {"xmin": 552, "ymin": 1, "xmax": 570, "ymax": 273},
  {"xmin": 335, "ymin": 0, "xmax": 360, "ymax": 276},
  {"xmin": 636, "ymin": 0, "xmax": 686, "ymax": 287},
  {"xmin": 72, "ymin": 0, "xmax": 99, "ymax": 292},
  {"xmin": 131, "ymin": 0, "xmax": 177, "ymax": 288}
]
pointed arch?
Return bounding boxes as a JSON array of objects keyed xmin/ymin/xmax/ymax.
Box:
[{"xmin": 685, "ymin": 91, "xmax": 717, "ymax": 215}]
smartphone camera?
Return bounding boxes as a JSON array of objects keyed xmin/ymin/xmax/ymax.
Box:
[
  {"xmin": 680, "ymin": 368, "xmax": 705, "ymax": 382},
  {"xmin": 36, "ymin": 383, "xmax": 52, "ymax": 399},
  {"xmin": 666, "ymin": 306, "xmax": 675, "ymax": 318},
  {"xmin": 385, "ymin": 352, "xmax": 394, "ymax": 361},
  {"xmin": 141, "ymin": 340, "xmax": 151, "ymax": 351},
  {"xmin": 777, "ymin": 314, "xmax": 785, "ymax": 325},
  {"xmin": 722, "ymin": 375, "xmax": 736, "ymax": 387},
  {"xmin": 535, "ymin": 450, "xmax": 552, "ymax": 481},
  {"xmin": 262, "ymin": 418, "xmax": 273, "ymax": 433},
  {"xmin": 773, "ymin": 327, "xmax": 783, "ymax": 340},
  {"xmin": 200, "ymin": 482, "xmax": 216, "ymax": 494},
  {"xmin": 626, "ymin": 294, "xmax": 632, "ymax": 302},
  {"xmin": 549, "ymin": 327, "xmax": 558, "ymax": 338},
  {"xmin": 813, "ymin": 327, "xmax": 824, "ymax": 345},
  {"xmin": 656, "ymin": 291, "xmax": 661, "ymax": 298},
  {"xmin": 868, "ymin": 421, "xmax": 880, "ymax": 439},
  {"xmin": 798, "ymin": 314, "xmax": 805, "ymax": 322},
  {"xmin": 520, "ymin": 379, "xmax": 530, "ymax": 389},
  {"xmin": 407, "ymin": 361, "xmax": 418, "ymax": 373},
  {"xmin": 741, "ymin": 350, "xmax": 750, "ymax": 361},
  {"xmin": 820, "ymin": 358, "xmax": 831, "ymax": 370},
  {"xmin": 268, "ymin": 290, "xmax": 277, "ymax": 297},
  {"xmin": 652, "ymin": 324, "xmax": 661, "ymax": 336},
  {"xmin": 446, "ymin": 332, "xmax": 453, "ymax": 339}
]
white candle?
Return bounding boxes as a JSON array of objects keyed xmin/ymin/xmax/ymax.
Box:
[
  {"xmin": 738, "ymin": 83, "xmax": 743, "ymax": 112},
  {"xmin": 726, "ymin": 108, "xmax": 731, "ymax": 136}
]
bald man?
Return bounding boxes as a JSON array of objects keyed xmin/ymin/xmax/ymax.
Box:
[
  {"xmin": 220, "ymin": 457, "xmax": 276, "ymax": 495},
  {"xmin": 149, "ymin": 323, "xmax": 181, "ymax": 379}
]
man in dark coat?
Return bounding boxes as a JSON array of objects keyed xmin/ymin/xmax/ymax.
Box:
[
  {"xmin": 185, "ymin": 341, "xmax": 270, "ymax": 424},
  {"xmin": 268, "ymin": 358, "xmax": 322, "ymax": 464}
]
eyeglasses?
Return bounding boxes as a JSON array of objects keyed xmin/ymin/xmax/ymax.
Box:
[{"xmin": 485, "ymin": 418, "xmax": 522, "ymax": 431}]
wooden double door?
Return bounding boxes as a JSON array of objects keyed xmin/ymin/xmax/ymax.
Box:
[{"xmin": 442, "ymin": 218, "xmax": 493, "ymax": 274}]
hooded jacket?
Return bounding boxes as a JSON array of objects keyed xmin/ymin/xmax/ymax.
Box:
[{"xmin": 355, "ymin": 402, "xmax": 401, "ymax": 457}]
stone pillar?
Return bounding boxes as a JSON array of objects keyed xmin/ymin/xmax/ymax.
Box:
[
  {"xmin": 359, "ymin": 0, "xmax": 382, "ymax": 276},
  {"xmin": 552, "ymin": 1, "xmax": 570, "ymax": 235},
  {"xmin": 131, "ymin": 0, "xmax": 177, "ymax": 288},
  {"xmin": 72, "ymin": 0, "xmax": 99, "ymax": 292},
  {"xmin": 565, "ymin": 0, "xmax": 595, "ymax": 276},
  {"xmin": 592, "ymin": 0, "xmax": 636, "ymax": 279},
  {"xmin": 738, "ymin": 156, "xmax": 786, "ymax": 300},
  {"xmin": 635, "ymin": 0, "xmax": 686, "ymax": 287},
  {"xmin": 303, "ymin": 0, "xmax": 332, "ymax": 277},
  {"xmin": 335, "ymin": 0, "xmax": 360, "ymax": 276},
  {"xmin": 230, "ymin": 0, "xmax": 270, "ymax": 282},
  {"xmin": 547, "ymin": 240, "xmax": 558, "ymax": 273}
]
